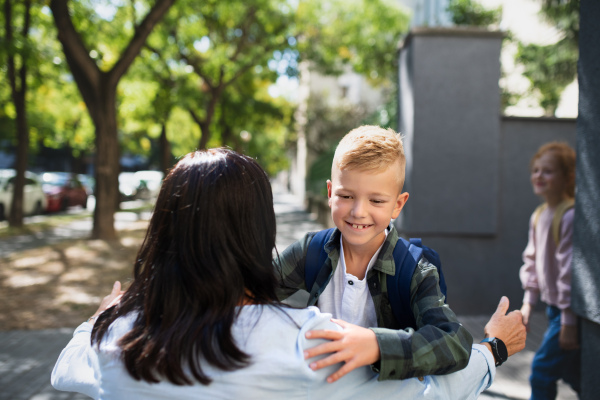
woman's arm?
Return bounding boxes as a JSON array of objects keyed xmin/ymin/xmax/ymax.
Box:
[{"xmin": 51, "ymin": 282, "xmax": 124, "ymax": 399}]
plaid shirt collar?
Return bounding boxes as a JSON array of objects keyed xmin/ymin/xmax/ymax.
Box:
[{"xmin": 322, "ymin": 223, "xmax": 400, "ymax": 276}]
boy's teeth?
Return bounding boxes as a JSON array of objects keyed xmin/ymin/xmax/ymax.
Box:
[{"xmin": 352, "ymin": 224, "xmax": 365, "ymax": 229}]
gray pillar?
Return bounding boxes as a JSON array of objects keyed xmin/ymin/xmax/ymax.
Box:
[
  {"xmin": 571, "ymin": 1, "xmax": 600, "ymax": 398},
  {"xmin": 397, "ymin": 28, "xmax": 503, "ymax": 235}
]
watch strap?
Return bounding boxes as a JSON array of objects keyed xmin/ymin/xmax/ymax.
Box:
[{"xmin": 481, "ymin": 337, "xmax": 508, "ymax": 367}]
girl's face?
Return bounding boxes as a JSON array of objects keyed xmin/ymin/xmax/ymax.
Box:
[{"xmin": 531, "ymin": 152, "xmax": 569, "ymax": 203}]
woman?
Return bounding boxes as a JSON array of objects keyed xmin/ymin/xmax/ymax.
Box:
[{"xmin": 52, "ymin": 148, "xmax": 511, "ymax": 399}]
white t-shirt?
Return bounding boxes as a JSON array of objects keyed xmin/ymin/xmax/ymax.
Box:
[{"xmin": 318, "ymin": 231, "xmax": 387, "ymax": 328}]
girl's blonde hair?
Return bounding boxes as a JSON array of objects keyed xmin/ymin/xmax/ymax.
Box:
[{"xmin": 531, "ymin": 141, "xmax": 576, "ymax": 198}]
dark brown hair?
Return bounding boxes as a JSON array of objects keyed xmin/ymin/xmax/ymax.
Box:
[
  {"xmin": 92, "ymin": 148, "xmax": 278, "ymax": 385},
  {"xmin": 531, "ymin": 141, "xmax": 576, "ymax": 198}
]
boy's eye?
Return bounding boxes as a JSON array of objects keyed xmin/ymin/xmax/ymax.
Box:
[
  {"xmin": 371, "ymin": 199, "xmax": 385, "ymax": 204},
  {"xmin": 339, "ymin": 195, "xmax": 352, "ymax": 199}
]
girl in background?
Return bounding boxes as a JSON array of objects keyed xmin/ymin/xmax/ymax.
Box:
[{"xmin": 520, "ymin": 142, "xmax": 580, "ymax": 399}]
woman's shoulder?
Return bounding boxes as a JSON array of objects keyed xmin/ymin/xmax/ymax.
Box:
[
  {"xmin": 98, "ymin": 313, "xmax": 137, "ymax": 354},
  {"xmin": 239, "ymin": 304, "xmax": 333, "ymax": 329}
]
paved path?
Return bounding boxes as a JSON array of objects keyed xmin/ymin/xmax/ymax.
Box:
[{"xmin": 0, "ymin": 187, "xmax": 578, "ymax": 399}]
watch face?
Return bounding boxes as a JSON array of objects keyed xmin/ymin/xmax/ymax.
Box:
[{"xmin": 495, "ymin": 338, "xmax": 508, "ymax": 362}]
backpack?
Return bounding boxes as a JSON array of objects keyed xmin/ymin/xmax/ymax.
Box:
[
  {"xmin": 304, "ymin": 228, "xmax": 447, "ymax": 330},
  {"xmin": 532, "ymin": 198, "xmax": 575, "ymax": 244}
]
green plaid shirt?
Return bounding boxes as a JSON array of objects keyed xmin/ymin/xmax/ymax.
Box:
[{"xmin": 275, "ymin": 224, "xmax": 473, "ymax": 381}]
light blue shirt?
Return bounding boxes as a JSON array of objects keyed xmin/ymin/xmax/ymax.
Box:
[{"xmin": 52, "ymin": 305, "xmax": 495, "ymax": 399}]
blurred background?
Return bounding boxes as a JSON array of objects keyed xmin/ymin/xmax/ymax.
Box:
[
  {"xmin": 0, "ymin": 0, "xmax": 581, "ymax": 314},
  {"xmin": 2, "ymin": 1, "xmax": 595, "ymax": 399}
]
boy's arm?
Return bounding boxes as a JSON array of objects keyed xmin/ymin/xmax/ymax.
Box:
[
  {"xmin": 274, "ymin": 233, "xmax": 313, "ymax": 300},
  {"xmin": 371, "ymin": 258, "xmax": 473, "ymax": 380}
]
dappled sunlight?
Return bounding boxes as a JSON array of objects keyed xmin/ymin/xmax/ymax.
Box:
[
  {"xmin": 63, "ymin": 246, "xmax": 102, "ymax": 262},
  {"xmin": 59, "ymin": 267, "xmax": 96, "ymax": 283},
  {"xmin": 86, "ymin": 239, "xmax": 113, "ymax": 252},
  {"xmin": 5, "ymin": 273, "xmax": 54, "ymax": 288},
  {"xmin": 0, "ymin": 230, "xmax": 145, "ymax": 330},
  {"xmin": 56, "ymin": 286, "xmax": 100, "ymax": 306},
  {"xmin": 12, "ymin": 254, "xmax": 59, "ymax": 269}
]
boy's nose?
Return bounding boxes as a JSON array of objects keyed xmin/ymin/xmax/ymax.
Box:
[{"xmin": 351, "ymin": 200, "xmax": 367, "ymax": 217}]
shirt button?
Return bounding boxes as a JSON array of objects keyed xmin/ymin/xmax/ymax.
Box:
[{"xmin": 348, "ymin": 280, "xmax": 354, "ymax": 285}]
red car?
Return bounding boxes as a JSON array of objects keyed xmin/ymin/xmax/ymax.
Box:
[{"xmin": 41, "ymin": 172, "xmax": 88, "ymax": 212}]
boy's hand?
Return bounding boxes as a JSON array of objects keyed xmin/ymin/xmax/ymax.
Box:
[
  {"xmin": 559, "ymin": 324, "xmax": 579, "ymax": 350},
  {"xmin": 304, "ymin": 318, "xmax": 380, "ymax": 383}
]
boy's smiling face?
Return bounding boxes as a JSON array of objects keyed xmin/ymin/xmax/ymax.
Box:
[{"xmin": 327, "ymin": 163, "xmax": 409, "ymax": 255}]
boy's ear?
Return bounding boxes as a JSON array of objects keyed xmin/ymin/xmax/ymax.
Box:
[
  {"xmin": 392, "ymin": 192, "xmax": 410, "ymax": 219},
  {"xmin": 327, "ymin": 180, "xmax": 333, "ymax": 207}
]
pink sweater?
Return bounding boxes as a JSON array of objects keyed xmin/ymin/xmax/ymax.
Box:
[{"xmin": 519, "ymin": 205, "xmax": 576, "ymax": 326}]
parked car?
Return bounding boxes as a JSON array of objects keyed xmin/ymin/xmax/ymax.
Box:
[
  {"xmin": 0, "ymin": 169, "xmax": 47, "ymax": 220},
  {"xmin": 77, "ymin": 174, "xmax": 95, "ymax": 196},
  {"xmin": 41, "ymin": 172, "xmax": 88, "ymax": 212},
  {"xmin": 133, "ymin": 170, "xmax": 164, "ymax": 200}
]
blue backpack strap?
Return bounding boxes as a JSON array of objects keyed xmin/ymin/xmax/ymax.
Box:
[
  {"xmin": 387, "ymin": 237, "xmax": 423, "ymax": 329},
  {"xmin": 305, "ymin": 228, "xmax": 335, "ymax": 292}
]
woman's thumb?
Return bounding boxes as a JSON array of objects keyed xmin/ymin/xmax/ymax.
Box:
[{"xmin": 495, "ymin": 296, "xmax": 509, "ymax": 316}]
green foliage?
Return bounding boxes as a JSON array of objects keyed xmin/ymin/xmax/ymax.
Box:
[
  {"xmin": 517, "ymin": 38, "xmax": 577, "ymax": 116},
  {"xmin": 539, "ymin": 0, "xmax": 579, "ymax": 45},
  {"xmin": 1, "ymin": 0, "xmax": 411, "ymax": 178},
  {"xmin": 447, "ymin": 0, "xmax": 502, "ymax": 27},
  {"xmin": 514, "ymin": 0, "xmax": 579, "ymax": 115},
  {"xmin": 296, "ymin": 0, "xmax": 410, "ymax": 84},
  {"xmin": 303, "ymin": 95, "xmax": 370, "ymax": 195},
  {"xmin": 307, "ymin": 148, "xmax": 334, "ymax": 197}
]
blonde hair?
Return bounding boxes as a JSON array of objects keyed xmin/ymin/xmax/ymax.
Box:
[
  {"xmin": 531, "ymin": 141, "xmax": 576, "ymax": 198},
  {"xmin": 332, "ymin": 125, "xmax": 406, "ymax": 189}
]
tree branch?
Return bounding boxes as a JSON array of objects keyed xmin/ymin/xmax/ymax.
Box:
[
  {"xmin": 224, "ymin": 38, "xmax": 286, "ymax": 87},
  {"xmin": 50, "ymin": 0, "xmax": 101, "ymax": 92},
  {"xmin": 180, "ymin": 50, "xmax": 214, "ymax": 90},
  {"xmin": 109, "ymin": 0, "xmax": 175, "ymax": 86}
]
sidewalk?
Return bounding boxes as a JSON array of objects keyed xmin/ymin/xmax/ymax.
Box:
[{"xmin": 0, "ymin": 187, "xmax": 578, "ymax": 399}]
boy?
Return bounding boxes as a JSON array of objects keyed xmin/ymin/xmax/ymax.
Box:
[{"xmin": 275, "ymin": 125, "xmax": 473, "ymax": 382}]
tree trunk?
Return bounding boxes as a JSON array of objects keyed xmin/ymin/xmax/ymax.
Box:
[
  {"xmin": 9, "ymin": 89, "xmax": 29, "ymax": 227},
  {"xmin": 91, "ymin": 80, "xmax": 119, "ymax": 240},
  {"xmin": 197, "ymin": 87, "xmax": 224, "ymax": 150},
  {"xmin": 4, "ymin": 0, "xmax": 32, "ymax": 228},
  {"xmin": 159, "ymin": 123, "xmax": 172, "ymax": 175},
  {"xmin": 50, "ymin": 0, "xmax": 175, "ymax": 240}
]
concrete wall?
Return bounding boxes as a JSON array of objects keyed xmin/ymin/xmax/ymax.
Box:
[{"xmin": 396, "ymin": 28, "xmax": 577, "ymax": 314}]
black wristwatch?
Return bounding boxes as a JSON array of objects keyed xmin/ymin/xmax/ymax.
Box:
[{"xmin": 481, "ymin": 337, "xmax": 508, "ymax": 367}]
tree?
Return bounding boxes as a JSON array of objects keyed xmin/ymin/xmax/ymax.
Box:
[
  {"xmin": 516, "ymin": 0, "xmax": 579, "ymax": 115},
  {"xmin": 293, "ymin": 0, "xmax": 410, "ymax": 189},
  {"xmin": 49, "ymin": 0, "xmax": 175, "ymax": 239},
  {"xmin": 296, "ymin": 0, "xmax": 409, "ymax": 86},
  {"xmin": 447, "ymin": 0, "xmax": 502, "ymax": 27},
  {"xmin": 2, "ymin": 0, "xmax": 33, "ymax": 227},
  {"xmin": 160, "ymin": 0, "xmax": 293, "ymax": 150}
]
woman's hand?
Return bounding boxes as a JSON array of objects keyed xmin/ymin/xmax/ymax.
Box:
[{"xmin": 88, "ymin": 281, "xmax": 124, "ymax": 325}]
